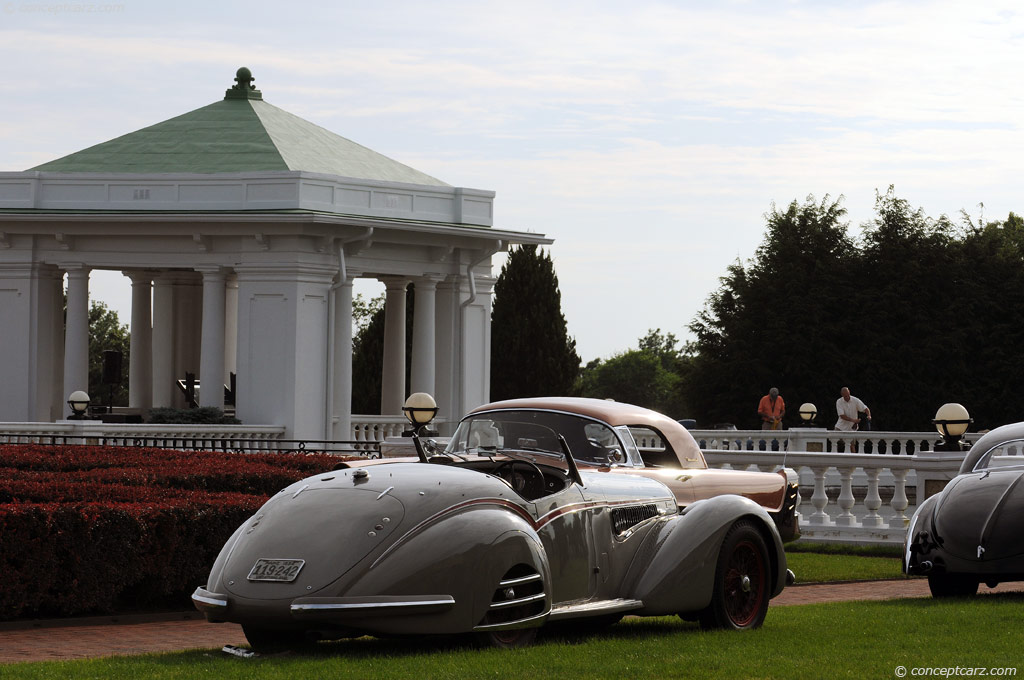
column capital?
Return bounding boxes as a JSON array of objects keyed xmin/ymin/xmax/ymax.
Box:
[
  {"xmin": 413, "ymin": 274, "xmax": 444, "ymax": 288},
  {"xmin": 123, "ymin": 270, "xmax": 155, "ymax": 285},
  {"xmin": 64, "ymin": 264, "xmax": 91, "ymax": 277},
  {"xmin": 194, "ymin": 265, "xmax": 228, "ymax": 279},
  {"xmin": 378, "ymin": 275, "xmax": 410, "ymax": 291}
]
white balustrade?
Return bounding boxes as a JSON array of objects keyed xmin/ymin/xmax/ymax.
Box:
[
  {"xmin": 701, "ymin": 449, "xmax": 968, "ymax": 545},
  {"xmin": 686, "ymin": 427, "xmax": 980, "ymax": 455}
]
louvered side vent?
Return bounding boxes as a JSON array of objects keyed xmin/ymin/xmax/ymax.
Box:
[
  {"xmin": 611, "ymin": 504, "xmax": 659, "ymax": 535},
  {"xmin": 478, "ymin": 564, "xmax": 546, "ymax": 626}
]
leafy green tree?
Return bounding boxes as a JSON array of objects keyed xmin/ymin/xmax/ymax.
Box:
[
  {"xmin": 490, "ymin": 245, "xmax": 580, "ymax": 400},
  {"xmin": 577, "ymin": 329, "xmax": 687, "ymax": 416},
  {"xmin": 88, "ymin": 301, "xmax": 130, "ymax": 407}
]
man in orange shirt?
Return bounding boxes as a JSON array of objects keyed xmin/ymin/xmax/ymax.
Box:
[{"xmin": 757, "ymin": 387, "xmax": 785, "ymax": 430}]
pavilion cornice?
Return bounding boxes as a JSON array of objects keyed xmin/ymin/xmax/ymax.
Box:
[{"xmin": 0, "ymin": 210, "xmax": 551, "ymax": 246}]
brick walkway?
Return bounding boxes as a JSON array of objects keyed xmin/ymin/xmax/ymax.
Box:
[{"xmin": 2, "ymin": 580, "xmax": 1023, "ymax": 665}]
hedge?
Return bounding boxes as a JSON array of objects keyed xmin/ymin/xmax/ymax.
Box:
[{"xmin": 0, "ymin": 445, "xmax": 346, "ymax": 620}]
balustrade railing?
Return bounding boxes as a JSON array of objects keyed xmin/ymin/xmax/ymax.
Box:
[
  {"xmin": 681, "ymin": 428, "xmax": 980, "ymax": 455},
  {"xmin": 0, "ymin": 415, "xmax": 458, "ymax": 457},
  {"xmin": 701, "ymin": 449, "xmax": 971, "ymax": 544},
  {"xmin": 0, "ymin": 422, "xmax": 379, "ymax": 456}
]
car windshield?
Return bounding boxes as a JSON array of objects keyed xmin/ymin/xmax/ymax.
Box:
[
  {"xmin": 972, "ymin": 438, "xmax": 1024, "ymax": 472},
  {"xmin": 446, "ymin": 409, "xmax": 639, "ymax": 467}
]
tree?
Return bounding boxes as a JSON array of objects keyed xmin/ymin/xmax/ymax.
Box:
[
  {"xmin": 577, "ymin": 329, "xmax": 687, "ymax": 416},
  {"xmin": 684, "ymin": 195, "xmax": 851, "ymax": 427},
  {"xmin": 490, "ymin": 245, "xmax": 580, "ymax": 400},
  {"xmin": 685, "ymin": 187, "xmax": 1024, "ymax": 431},
  {"xmin": 350, "ymin": 289, "xmax": 413, "ymax": 416},
  {"xmin": 88, "ymin": 300, "xmax": 130, "ymax": 407}
]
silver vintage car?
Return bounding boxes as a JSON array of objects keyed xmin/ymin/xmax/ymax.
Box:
[{"xmin": 193, "ymin": 400, "xmax": 793, "ymax": 650}]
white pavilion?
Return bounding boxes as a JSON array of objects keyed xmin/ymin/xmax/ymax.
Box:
[{"xmin": 0, "ymin": 67, "xmax": 551, "ymax": 439}]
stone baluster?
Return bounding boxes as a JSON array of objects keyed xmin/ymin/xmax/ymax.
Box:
[
  {"xmin": 862, "ymin": 468, "xmax": 884, "ymax": 527},
  {"xmin": 834, "ymin": 467, "xmax": 858, "ymax": 526},
  {"xmin": 809, "ymin": 466, "xmax": 831, "ymax": 524},
  {"xmin": 889, "ymin": 469, "xmax": 910, "ymax": 527}
]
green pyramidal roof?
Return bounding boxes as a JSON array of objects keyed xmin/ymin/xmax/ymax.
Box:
[{"xmin": 31, "ymin": 70, "xmax": 448, "ymax": 187}]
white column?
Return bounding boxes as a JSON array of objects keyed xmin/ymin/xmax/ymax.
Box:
[
  {"xmin": 198, "ymin": 267, "xmax": 226, "ymax": 409},
  {"xmin": 380, "ymin": 277, "xmax": 408, "ymax": 415},
  {"xmin": 62, "ymin": 266, "xmax": 90, "ymax": 411},
  {"xmin": 49, "ymin": 268, "xmax": 66, "ymax": 420},
  {"xmin": 331, "ymin": 276, "xmax": 355, "ymax": 439},
  {"xmin": 125, "ymin": 271, "xmax": 153, "ymax": 411},
  {"xmin": 151, "ymin": 274, "xmax": 175, "ymax": 408},
  {"xmin": 410, "ymin": 276, "xmax": 439, "ymax": 396}
]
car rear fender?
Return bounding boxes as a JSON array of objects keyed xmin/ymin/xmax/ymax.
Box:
[
  {"xmin": 340, "ymin": 506, "xmax": 550, "ymax": 635},
  {"xmin": 625, "ymin": 495, "xmax": 785, "ymax": 616}
]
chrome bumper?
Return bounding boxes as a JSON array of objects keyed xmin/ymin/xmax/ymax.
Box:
[{"xmin": 190, "ymin": 586, "xmax": 454, "ymax": 620}]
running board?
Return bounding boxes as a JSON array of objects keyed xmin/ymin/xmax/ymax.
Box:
[{"xmin": 547, "ymin": 598, "xmax": 643, "ymax": 621}]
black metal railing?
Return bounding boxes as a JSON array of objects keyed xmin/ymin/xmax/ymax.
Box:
[{"xmin": 0, "ymin": 433, "xmax": 381, "ymax": 458}]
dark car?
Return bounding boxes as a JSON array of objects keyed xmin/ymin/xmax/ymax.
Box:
[{"xmin": 904, "ymin": 421, "xmax": 1024, "ymax": 596}]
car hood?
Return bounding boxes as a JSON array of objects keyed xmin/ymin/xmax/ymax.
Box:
[
  {"xmin": 932, "ymin": 469, "xmax": 1024, "ymax": 561},
  {"xmin": 219, "ymin": 463, "xmax": 523, "ymax": 601}
]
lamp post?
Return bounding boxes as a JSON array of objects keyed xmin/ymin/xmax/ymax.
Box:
[
  {"xmin": 402, "ymin": 392, "xmax": 439, "ymax": 437},
  {"xmin": 67, "ymin": 390, "xmax": 91, "ymax": 420},
  {"xmin": 932, "ymin": 403, "xmax": 972, "ymax": 452},
  {"xmin": 798, "ymin": 402, "xmax": 817, "ymax": 427}
]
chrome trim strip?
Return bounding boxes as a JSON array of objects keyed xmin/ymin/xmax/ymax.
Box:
[
  {"xmin": 499, "ymin": 573, "xmax": 543, "ymax": 587},
  {"xmin": 291, "ymin": 596, "xmax": 455, "ymax": 612},
  {"xmin": 192, "ymin": 592, "xmax": 228, "ymax": 609},
  {"xmin": 372, "ymin": 494, "xmax": 670, "ymax": 570},
  {"xmin": 487, "ymin": 592, "xmax": 547, "ymax": 610},
  {"xmin": 472, "ymin": 611, "xmax": 549, "ymax": 632},
  {"xmin": 547, "ymin": 598, "xmax": 643, "ymax": 620}
]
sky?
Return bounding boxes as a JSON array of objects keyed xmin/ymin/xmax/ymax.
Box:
[{"xmin": 2, "ymin": 0, "xmax": 1022, "ymax": 362}]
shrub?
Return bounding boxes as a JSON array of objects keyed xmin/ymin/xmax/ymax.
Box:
[{"xmin": 0, "ymin": 444, "xmax": 347, "ymax": 620}]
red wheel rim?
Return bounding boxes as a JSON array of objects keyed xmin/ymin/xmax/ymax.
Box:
[
  {"xmin": 491, "ymin": 629, "xmax": 522, "ymax": 645},
  {"xmin": 722, "ymin": 539, "xmax": 766, "ymax": 627}
]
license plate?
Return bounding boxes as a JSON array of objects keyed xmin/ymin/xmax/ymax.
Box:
[{"xmin": 247, "ymin": 558, "xmax": 305, "ymax": 582}]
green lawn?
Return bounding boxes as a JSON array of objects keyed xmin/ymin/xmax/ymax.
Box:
[
  {"xmin": 5, "ymin": 596, "xmax": 1022, "ymax": 679},
  {"xmin": 785, "ymin": 551, "xmax": 909, "ymax": 583}
]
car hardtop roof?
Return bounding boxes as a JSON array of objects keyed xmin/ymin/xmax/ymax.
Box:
[
  {"xmin": 469, "ymin": 397, "xmax": 705, "ymax": 468},
  {"xmin": 960, "ymin": 420, "xmax": 1024, "ymax": 474}
]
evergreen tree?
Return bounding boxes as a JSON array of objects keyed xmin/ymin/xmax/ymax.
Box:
[
  {"xmin": 685, "ymin": 188, "xmax": 1024, "ymax": 431},
  {"xmin": 351, "ymin": 289, "xmax": 413, "ymax": 415},
  {"xmin": 491, "ymin": 245, "xmax": 580, "ymax": 400},
  {"xmin": 685, "ymin": 195, "xmax": 850, "ymax": 427}
]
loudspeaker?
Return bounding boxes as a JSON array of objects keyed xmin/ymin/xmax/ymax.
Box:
[{"xmin": 102, "ymin": 350, "xmax": 123, "ymax": 385}]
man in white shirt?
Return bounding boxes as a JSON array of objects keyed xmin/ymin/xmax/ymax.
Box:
[{"xmin": 835, "ymin": 387, "xmax": 870, "ymax": 431}]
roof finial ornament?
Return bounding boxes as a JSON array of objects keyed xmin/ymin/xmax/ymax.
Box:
[{"xmin": 224, "ymin": 66, "xmax": 263, "ymax": 100}]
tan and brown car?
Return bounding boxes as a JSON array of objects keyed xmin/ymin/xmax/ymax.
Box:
[{"xmin": 467, "ymin": 397, "xmax": 799, "ymax": 543}]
